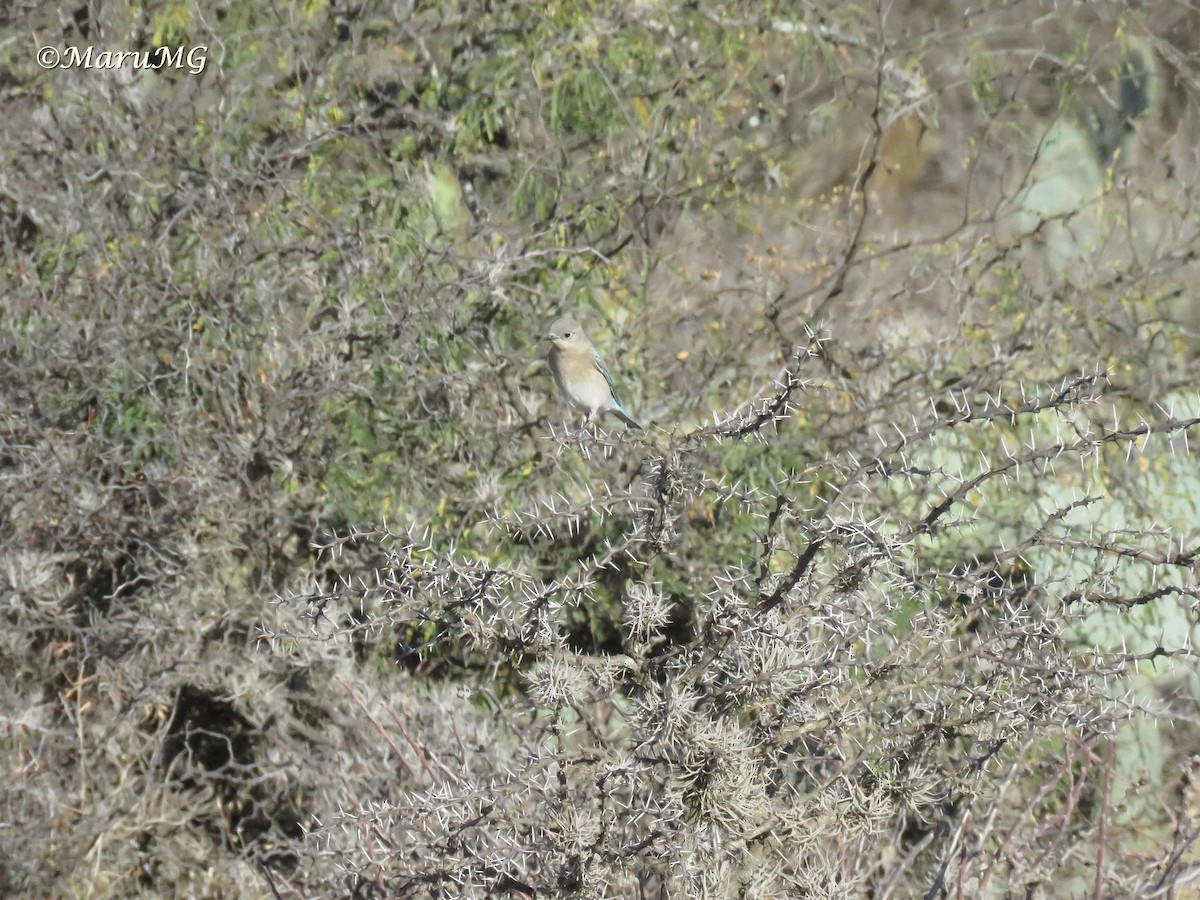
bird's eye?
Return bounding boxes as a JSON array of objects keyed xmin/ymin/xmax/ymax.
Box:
[{"xmin": 563, "ymin": 332, "xmax": 573, "ymax": 338}]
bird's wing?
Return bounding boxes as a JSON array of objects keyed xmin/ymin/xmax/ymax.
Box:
[{"xmin": 591, "ymin": 349, "xmax": 621, "ymax": 404}]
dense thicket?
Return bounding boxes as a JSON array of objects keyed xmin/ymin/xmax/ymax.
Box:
[{"xmin": 5, "ymin": 2, "xmax": 1200, "ymax": 896}]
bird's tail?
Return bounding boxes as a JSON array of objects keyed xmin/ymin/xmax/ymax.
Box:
[{"xmin": 612, "ymin": 406, "xmax": 643, "ymax": 430}]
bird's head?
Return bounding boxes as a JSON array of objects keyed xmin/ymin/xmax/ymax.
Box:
[{"xmin": 544, "ymin": 317, "xmax": 588, "ymax": 350}]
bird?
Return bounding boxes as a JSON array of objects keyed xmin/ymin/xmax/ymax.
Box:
[{"xmin": 544, "ymin": 317, "xmax": 643, "ymax": 430}]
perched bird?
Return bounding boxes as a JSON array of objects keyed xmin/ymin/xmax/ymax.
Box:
[{"xmin": 544, "ymin": 317, "xmax": 642, "ymax": 430}]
